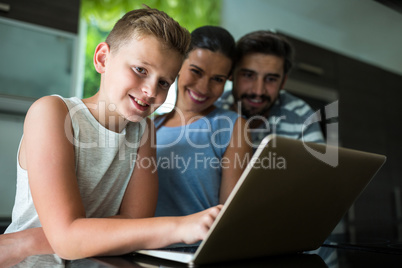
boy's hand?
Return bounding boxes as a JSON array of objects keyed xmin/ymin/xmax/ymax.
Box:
[{"xmin": 177, "ymin": 205, "xmax": 223, "ymax": 245}]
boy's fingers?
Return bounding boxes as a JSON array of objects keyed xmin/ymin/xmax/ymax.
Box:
[
  {"xmin": 204, "ymin": 205, "xmax": 223, "ymax": 228},
  {"xmin": 211, "ymin": 205, "xmax": 223, "ymax": 217}
]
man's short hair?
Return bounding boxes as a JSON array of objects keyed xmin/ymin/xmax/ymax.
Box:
[
  {"xmin": 106, "ymin": 7, "xmax": 191, "ymax": 58},
  {"xmin": 235, "ymin": 30, "xmax": 294, "ymax": 75}
]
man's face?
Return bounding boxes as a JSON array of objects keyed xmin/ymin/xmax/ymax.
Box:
[{"xmin": 232, "ymin": 53, "xmax": 287, "ymax": 118}]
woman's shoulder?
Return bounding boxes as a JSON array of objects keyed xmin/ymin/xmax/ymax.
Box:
[
  {"xmin": 152, "ymin": 113, "xmax": 169, "ymax": 128},
  {"xmin": 153, "ymin": 113, "xmax": 167, "ymax": 121}
]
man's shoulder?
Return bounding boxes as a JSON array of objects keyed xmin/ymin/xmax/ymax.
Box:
[
  {"xmin": 220, "ymin": 89, "xmax": 233, "ymax": 100},
  {"xmin": 274, "ymin": 90, "xmax": 315, "ymax": 120},
  {"xmin": 278, "ymin": 90, "xmax": 305, "ymax": 105},
  {"xmin": 215, "ymin": 90, "xmax": 234, "ymax": 110}
]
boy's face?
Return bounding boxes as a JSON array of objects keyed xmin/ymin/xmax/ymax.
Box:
[
  {"xmin": 232, "ymin": 53, "xmax": 287, "ymax": 119},
  {"xmin": 99, "ymin": 35, "xmax": 183, "ymax": 122}
]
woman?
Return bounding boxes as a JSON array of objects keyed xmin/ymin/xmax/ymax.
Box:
[{"xmin": 154, "ymin": 26, "xmax": 252, "ymax": 218}]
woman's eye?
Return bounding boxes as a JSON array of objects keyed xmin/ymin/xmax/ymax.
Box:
[
  {"xmin": 190, "ymin": 68, "xmax": 201, "ymax": 75},
  {"xmin": 212, "ymin": 77, "xmax": 225, "ymax": 83}
]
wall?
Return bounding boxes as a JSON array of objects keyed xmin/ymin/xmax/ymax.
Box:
[
  {"xmin": 0, "ymin": 0, "xmax": 81, "ymax": 223},
  {"xmin": 0, "ymin": 114, "xmax": 24, "ymax": 217},
  {"xmin": 221, "ymin": 0, "xmax": 402, "ymax": 76}
]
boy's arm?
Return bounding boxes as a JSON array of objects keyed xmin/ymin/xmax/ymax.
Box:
[
  {"xmin": 118, "ymin": 118, "xmax": 158, "ymax": 219},
  {"xmin": 220, "ymin": 117, "xmax": 252, "ymax": 203},
  {"xmin": 21, "ymin": 96, "xmax": 221, "ymax": 260},
  {"xmin": 2, "ymin": 118, "xmax": 158, "ymax": 262},
  {"xmin": 0, "ymin": 117, "xmax": 161, "ymax": 263},
  {"xmin": 0, "ymin": 227, "xmax": 51, "ymax": 267}
]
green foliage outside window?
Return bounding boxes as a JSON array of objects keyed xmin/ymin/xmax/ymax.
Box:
[{"xmin": 80, "ymin": 0, "xmax": 222, "ymax": 98}]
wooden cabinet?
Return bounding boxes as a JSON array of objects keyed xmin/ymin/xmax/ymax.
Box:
[
  {"xmin": 0, "ymin": 0, "xmax": 80, "ymax": 112},
  {"xmin": 336, "ymin": 55, "xmax": 393, "ymax": 240},
  {"xmin": 0, "ymin": 0, "xmax": 79, "ymax": 33},
  {"xmin": 286, "ymin": 36, "xmax": 338, "ymax": 91},
  {"xmin": 282, "ymin": 33, "xmax": 402, "ymax": 241}
]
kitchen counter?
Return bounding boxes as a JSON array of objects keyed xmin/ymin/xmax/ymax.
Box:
[{"xmin": 67, "ymin": 243, "xmax": 402, "ymax": 267}]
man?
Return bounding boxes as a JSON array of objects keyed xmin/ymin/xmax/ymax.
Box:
[{"xmin": 216, "ymin": 30, "xmax": 324, "ymax": 148}]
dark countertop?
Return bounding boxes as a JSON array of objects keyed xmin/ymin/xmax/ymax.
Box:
[{"xmin": 67, "ymin": 244, "xmax": 402, "ymax": 268}]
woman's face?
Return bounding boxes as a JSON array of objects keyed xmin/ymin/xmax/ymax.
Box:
[{"xmin": 176, "ymin": 48, "xmax": 232, "ymax": 115}]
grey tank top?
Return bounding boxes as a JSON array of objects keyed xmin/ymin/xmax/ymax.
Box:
[{"xmin": 6, "ymin": 96, "xmax": 145, "ymax": 266}]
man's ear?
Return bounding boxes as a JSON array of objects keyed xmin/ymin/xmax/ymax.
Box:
[
  {"xmin": 280, "ymin": 74, "xmax": 288, "ymax": 89},
  {"xmin": 228, "ymin": 74, "xmax": 233, "ymax": 82},
  {"xmin": 93, "ymin": 42, "xmax": 110, "ymax": 74}
]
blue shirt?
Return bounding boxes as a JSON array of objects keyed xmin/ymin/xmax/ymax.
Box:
[{"xmin": 154, "ymin": 107, "xmax": 240, "ymax": 217}]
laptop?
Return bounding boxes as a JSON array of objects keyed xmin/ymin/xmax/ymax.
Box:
[{"xmin": 136, "ymin": 135, "xmax": 386, "ymax": 266}]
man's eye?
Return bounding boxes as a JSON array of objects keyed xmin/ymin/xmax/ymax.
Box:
[
  {"xmin": 242, "ymin": 72, "xmax": 254, "ymax": 78},
  {"xmin": 135, "ymin": 67, "xmax": 147, "ymax": 74},
  {"xmin": 265, "ymin": 76, "xmax": 278, "ymax": 83}
]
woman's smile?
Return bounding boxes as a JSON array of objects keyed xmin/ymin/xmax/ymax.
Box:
[{"xmin": 187, "ymin": 89, "xmax": 208, "ymax": 103}]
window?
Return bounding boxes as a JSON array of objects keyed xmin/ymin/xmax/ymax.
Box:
[{"xmin": 80, "ymin": 0, "xmax": 222, "ymax": 101}]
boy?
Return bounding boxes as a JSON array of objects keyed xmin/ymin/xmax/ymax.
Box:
[{"xmin": 0, "ymin": 7, "xmax": 221, "ymax": 267}]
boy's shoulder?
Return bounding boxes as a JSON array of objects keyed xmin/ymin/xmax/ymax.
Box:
[
  {"xmin": 23, "ymin": 95, "xmax": 72, "ymax": 141},
  {"xmin": 27, "ymin": 95, "xmax": 69, "ymax": 118}
]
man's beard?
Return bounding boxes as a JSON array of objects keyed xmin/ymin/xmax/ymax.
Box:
[{"xmin": 239, "ymin": 93, "xmax": 272, "ymax": 119}]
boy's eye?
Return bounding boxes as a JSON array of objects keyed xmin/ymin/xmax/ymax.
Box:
[
  {"xmin": 159, "ymin": 80, "xmax": 170, "ymax": 89},
  {"xmin": 135, "ymin": 67, "xmax": 147, "ymax": 74}
]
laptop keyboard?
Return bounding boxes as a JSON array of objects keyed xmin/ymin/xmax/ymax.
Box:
[{"xmin": 158, "ymin": 246, "xmax": 198, "ymax": 253}]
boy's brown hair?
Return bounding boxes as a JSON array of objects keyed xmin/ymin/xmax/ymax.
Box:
[{"xmin": 106, "ymin": 7, "xmax": 190, "ymax": 58}]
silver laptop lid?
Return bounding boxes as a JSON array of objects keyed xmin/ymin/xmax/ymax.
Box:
[{"xmin": 193, "ymin": 135, "xmax": 386, "ymax": 265}]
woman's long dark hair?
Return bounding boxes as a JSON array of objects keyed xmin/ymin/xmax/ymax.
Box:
[{"xmin": 187, "ymin": 25, "xmax": 236, "ymax": 75}]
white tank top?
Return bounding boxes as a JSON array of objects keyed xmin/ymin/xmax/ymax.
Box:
[{"xmin": 6, "ymin": 96, "xmax": 146, "ymax": 266}]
